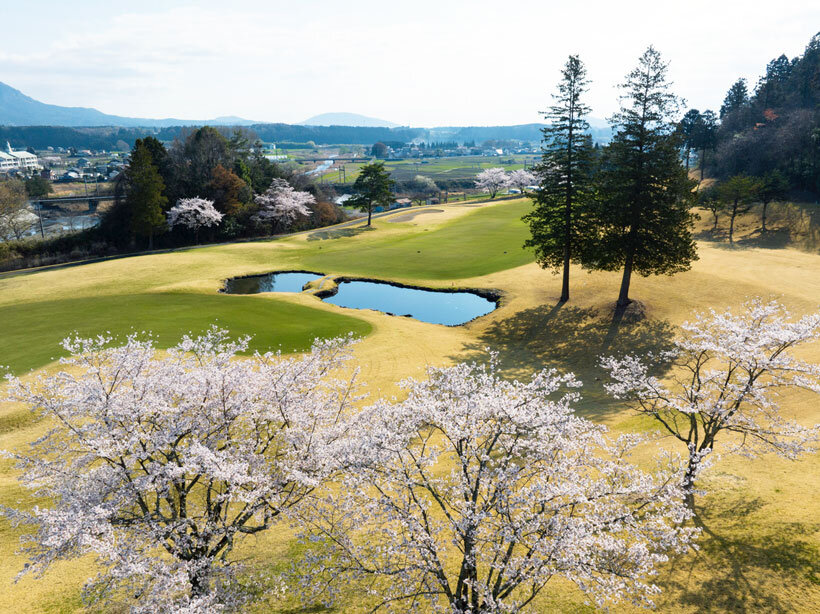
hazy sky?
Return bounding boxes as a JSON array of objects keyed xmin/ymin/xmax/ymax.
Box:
[{"xmin": 1, "ymin": 0, "xmax": 818, "ymax": 126}]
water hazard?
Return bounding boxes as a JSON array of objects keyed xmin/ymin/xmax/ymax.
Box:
[
  {"xmin": 223, "ymin": 272, "xmax": 497, "ymax": 326},
  {"xmin": 223, "ymin": 272, "xmax": 322, "ymax": 294}
]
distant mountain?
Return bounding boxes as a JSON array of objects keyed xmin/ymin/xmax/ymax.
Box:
[
  {"xmin": 0, "ymin": 82, "xmax": 256, "ymax": 127},
  {"xmin": 299, "ymin": 112, "xmax": 400, "ymax": 128}
]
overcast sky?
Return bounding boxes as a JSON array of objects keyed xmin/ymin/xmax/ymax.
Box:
[{"xmin": 1, "ymin": 0, "xmax": 818, "ymax": 126}]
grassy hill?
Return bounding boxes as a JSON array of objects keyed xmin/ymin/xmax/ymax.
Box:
[{"xmin": 1, "ymin": 198, "xmax": 820, "ymax": 612}]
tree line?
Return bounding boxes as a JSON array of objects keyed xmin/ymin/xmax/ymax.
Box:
[{"xmin": 102, "ymin": 127, "xmax": 346, "ymax": 249}]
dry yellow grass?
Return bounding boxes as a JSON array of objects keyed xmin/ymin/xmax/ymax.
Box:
[{"xmin": 1, "ymin": 199, "xmax": 820, "ymax": 612}]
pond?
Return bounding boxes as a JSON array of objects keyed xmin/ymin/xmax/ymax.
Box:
[
  {"xmin": 223, "ymin": 272, "xmax": 498, "ymax": 326},
  {"xmin": 323, "ymin": 280, "xmax": 497, "ymax": 326},
  {"xmin": 223, "ymin": 271, "xmax": 322, "ymax": 294}
]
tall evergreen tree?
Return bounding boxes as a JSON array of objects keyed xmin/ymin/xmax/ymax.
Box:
[
  {"xmin": 694, "ymin": 110, "xmax": 718, "ymax": 183},
  {"xmin": 348, "ymin": 162, "xmax": 394, "ymax": 226},
  {"xmin": 587, "ymin": 47, "xmax": 698, "ymax": 308},
  {"xmin": 126, "ymin": 142, "xmax": 167, "ymax": 249},
  {"xmin": 720, "ymin": 78, "xmax": 750, "ymax": 118},
  {"xmin": 677, "ymin": 108, "xmax": 702, "ymax": 171},
  {"xmin": 523, "ymin": 54, "xmax": 594, "ymax": 302}
]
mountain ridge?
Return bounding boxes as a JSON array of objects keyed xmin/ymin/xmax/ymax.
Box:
[
  {"xmin": 299, "ymin": 112, "xmax": 400, "ymax": 128},
  {"xmin": 0, "ymin": 82, "xmax": 257, "ymax": 128}
]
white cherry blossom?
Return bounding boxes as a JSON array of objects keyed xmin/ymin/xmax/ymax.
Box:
[
  {"xmin": 293, "ymin": 357, "xmax": 696, "ymax": 613},
  {"xmin": 602, "ymin": 299, "xmax": 820, "ymax": 507},
  {"xmin": 3, "ymin": 329, "xmax": 360, "ymax": 611},
  {"xmin": 252, "ymin": 179, "xmax": 315, "ymax": 229},
  {"xmin": 474, "ymin": 168, "xmax": 510, "ymax": 199}
]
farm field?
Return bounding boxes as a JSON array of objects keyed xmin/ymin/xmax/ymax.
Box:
[
  {"xmin": 1, "ymin": 198, "xmax": 820, "ymax": 612},
  {"xmin": 313, "ymin": 154, "xmax": 537, "ymax": 185}
]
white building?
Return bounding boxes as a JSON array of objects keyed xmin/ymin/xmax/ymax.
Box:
[
  {"xmin": 0, "ymin": 149, "xmax": 16, "ymax": 172},
  {"xmin": 0, "ymin": 142, "xmax": 41, "ymax": 173}
]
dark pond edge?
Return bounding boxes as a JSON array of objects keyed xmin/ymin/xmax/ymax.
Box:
[
  {"xmin": 219, "ymin": 270, "xmax": 326, "ymax": 294},
  {"xmin": 314, "ymin": 276, "xmax": 504, "ymax": 326}
]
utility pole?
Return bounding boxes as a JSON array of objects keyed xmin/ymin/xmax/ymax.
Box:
[{"xmin": 36, "ymin": 200, "xmax": 45, "ymax": 238}]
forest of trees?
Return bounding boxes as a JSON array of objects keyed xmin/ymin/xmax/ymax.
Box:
[
  {"xmin": 100, "ymin": 127, "xmax": 346, "ymax": 249},
  {"xmin": 701, "ymin": 33, "xmax": 820, "ymax": 195}
]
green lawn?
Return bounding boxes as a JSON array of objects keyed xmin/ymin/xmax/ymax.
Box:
[
  {"xmin": 300, "ymin": 199, "xmax": 533, "ymax": 279},
  {"xmin": 0, "ymin": 293, "xmax": 371, "ymax": 375}
]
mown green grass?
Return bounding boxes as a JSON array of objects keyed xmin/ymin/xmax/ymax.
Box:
[
  {"xmin": 300, "ymin": 199, "xmax": 533, "ymax": 279},
  {"xmin": 0, "ymin": 293, "xmax": 371, "ymax": 375}
]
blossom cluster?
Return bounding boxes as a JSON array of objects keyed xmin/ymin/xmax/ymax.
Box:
[
  {"xmin": 474, "ymin": 168, "xmax": 537, "ymax": 197},
  {"xmin": 3, "ymin": 328, "xmax": 360, "ymax": 611},
  {"xmin": 167, "ymin": 197, "xmax": 223, "ymax": 231},
  {"xmin": 252, "ymin": 179, "xmax": 315, "ymax": 228}
]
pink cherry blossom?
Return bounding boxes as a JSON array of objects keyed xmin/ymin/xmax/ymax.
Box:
[
  {"xmin": 168, "ymin": 197, "xmax": 223, "ymax": 232},
  {"xmin": 474, "ymin": 168, "xmax": 510, "ymax": 199}
]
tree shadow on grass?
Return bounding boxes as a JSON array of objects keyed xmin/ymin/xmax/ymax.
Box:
[
  {"xmin": 306, "ymin": 226, "xmax": 374, "ymax": 242},
  {"xmin": 736, "ymin": 228, "xmax": 793, "ymax": 250},
  {"xmin": 660, "ymin": 495, "xmax": 820, "ymax": 613},
  {"xmin": 453, "ymin": 302, "xmax": 676, "ymax": 418}
]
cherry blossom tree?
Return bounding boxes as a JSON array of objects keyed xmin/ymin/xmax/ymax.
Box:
[
  {"xmin": 0, "ymin": 179, "xmax": 37, "ymax": 240},
  {"xmin": 474, "ymin": 168, "xmax": 509, "ymax": 199},
  {"xmin": 602, "ymin": 299, "xmax": 820, "ymax": 508},
  {"xmin": 506, "ymin": 169, "xmax": 537, "ymax": 195},
  {"xmin": 2, "ymin": 329, "xmax": 360, "ymax": 612},
  {"xmin": 252, "ymin": 178, "xmax": 315, "ymax": 231},
  {"xmin": 294, "ymin": 358, "xmax": 696, "ymax": 613},
  {"xmin": 167, "ymin": 197, "xmax": 223, "ymax": 243}
]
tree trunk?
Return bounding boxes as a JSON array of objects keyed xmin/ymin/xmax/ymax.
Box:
[
  {"xmin": 683, "ymin": 456, "xmax": 699, "ymax": 510},
  {"xmin": 685, "ymin": 146, "xmax": 690, "ymax": 171},
  {"xmin": 617, "ymin": 249, "xmax": 634, "ymax": 308},
  {"xmin": 148, "ymin": 231, "xmax": 154, "ymax": 251},
  {"xmin": 699, "ymin": 149, "xmax": 706, "ymax": 183},
  {"xmin": 188, "ymin": 566, "xmax": 209, "ymax": 598},
  {"xmin": 729, "ymin": 200, "xmax": 737, "ymax": 244},
  {"xmin": 561, "ymin": 247, "xmax": 570, "ymax": 303},
  {"xmin": 712, "ymin": 211, "xmax": 719, "ymax": 231},
  {"xmin": 761, "ymin": 201, "xmax": 768, "ymax": 232},
  {"xmin": 367, "ymin": 207, "xmax": 372, "ymax": 226}
]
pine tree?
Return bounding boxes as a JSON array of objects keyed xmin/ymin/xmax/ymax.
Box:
[
  {"xmin": 348, "ymin": 162, "xmax": 394, "ymax": 226},
  {"xmin": 523, "ymin": 55, "xmax": 595, "ymax": 302},
  {"xmin": 758, "ymin": 170, "xmax": 788, "ymax": 231},
  {"xmin": 126, "ymin": 142, "xmax": 167, "ymax": 249},
  {"xmin": 718, "ymin": 174, "xmax": 761, "ymax": 244},
  {"xmin": 587, "ymin": 47, "xmax": 698, "ymax": 309},
  {"xmin": 677, "ymin": 108, "xmax": 702, "ymax": 171},
  {"xmin": 720, "ymin": 78, "xmax": 750, "ymax": 118},
  {"xmin": 694, "ymin": 110, "xmax": 718, "ymax": 183}
]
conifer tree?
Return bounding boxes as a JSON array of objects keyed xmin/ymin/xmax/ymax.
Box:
[
  {"xmin": 126, "ymin": 142, "xmax": 167, "ymax": 249},
  {"xmin": 348, "ymin": 162, "xmax": 394, "ymax": 226},
  {"xmin": 587, "ymin": 47, "xmax": 697, "ymax": 309},
  {"xmin": 523, "ymin": 55, "xmax": 595, "ymax": 302}
]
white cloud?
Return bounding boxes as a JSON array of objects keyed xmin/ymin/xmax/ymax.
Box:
[{"xmin": 0, "ymin": 0, "xmax": 818, "ymax": 125}]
